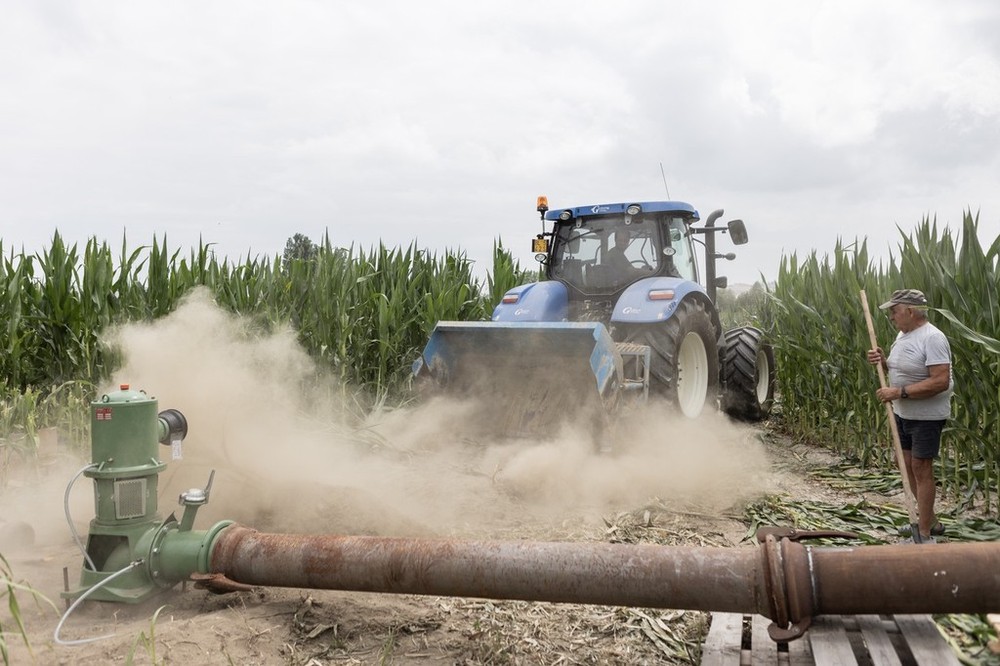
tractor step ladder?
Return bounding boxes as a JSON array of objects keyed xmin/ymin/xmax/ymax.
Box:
[
  {"xmin": 701, "ymin": 613, "xmax": 960, "ymax": 666},
  {"xmin": 615, "ymin": 342, "xmax": 650, "ymax": 400}
]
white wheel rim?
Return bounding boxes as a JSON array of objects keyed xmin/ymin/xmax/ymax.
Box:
[
  {"xmin": 677, "ymin": 331, "xmax": 709, "ymax": 418},
  {"xmin": 755, "ymin": 348, "xmax": 770, "ymax": 403}
]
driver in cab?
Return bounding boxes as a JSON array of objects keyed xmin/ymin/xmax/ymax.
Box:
[{"xmin": 604, "ymin": 229, "xmax": 644, "ymax": 277}]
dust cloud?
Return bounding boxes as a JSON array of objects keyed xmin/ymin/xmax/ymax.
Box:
[
  {"xmin": 2, "ymin": 288, "xmax": 773, "ymax": 550},
  {"xmin": 0, "ymin": 455, "xmax": 96, "ymax": 552}
]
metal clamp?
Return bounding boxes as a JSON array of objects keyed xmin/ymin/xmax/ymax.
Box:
[
  {"xmin": 190, "ymin": 572, "xmax": 255, "ymax": 594},
  {"xmin": 756, "ymin": 526, "xmax": 858, "ymax": 643}
]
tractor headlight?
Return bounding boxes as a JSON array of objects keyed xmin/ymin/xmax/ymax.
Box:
[{"xmin": 626, "ymin": 204, "xmax": 642, "ymax": 215}]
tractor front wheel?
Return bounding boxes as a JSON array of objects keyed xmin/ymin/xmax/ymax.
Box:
[{"xmin": 620, "ymin": 299, "xmax": 720, "ymax": 418}]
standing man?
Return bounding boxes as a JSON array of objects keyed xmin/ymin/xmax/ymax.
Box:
[{"xmin": 867, "ymin": 289, "xmax": 954, "ymax": 543}]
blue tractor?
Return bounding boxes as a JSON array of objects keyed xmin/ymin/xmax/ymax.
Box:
[{"xmin": 413, "ymin": 197, "xmax": 776, "ymax": 441}]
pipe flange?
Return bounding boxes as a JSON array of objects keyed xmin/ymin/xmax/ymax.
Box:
[
  {"xmin": 763, "ymin": 533, "xmax": 789, "ymax": 629},
  {"xmin": 760, "ymin": 535, "xmax": 817, "ymax": 643},
  {"xmin": 146, "ymin": 514, "xmax": 179, "ymax": 589}
]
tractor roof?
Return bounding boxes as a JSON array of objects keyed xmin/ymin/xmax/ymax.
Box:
[{"xmin": 543, "ymin": 201, "xmax": 699, "ymax": 222}]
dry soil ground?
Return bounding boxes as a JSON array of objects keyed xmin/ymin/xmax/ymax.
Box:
[{"xmin": 0, "ymin": 410, "xmax": 887, "ymax": 666}]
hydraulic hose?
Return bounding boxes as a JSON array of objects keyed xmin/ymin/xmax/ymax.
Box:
[{"xmin": 54, "ymin": 560, "xmax": 144, "ymax": 646}]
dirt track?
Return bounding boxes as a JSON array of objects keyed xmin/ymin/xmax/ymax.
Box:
[{"xmin": 0, "ymin": 416, "xmax": 855, "ymax": 666}]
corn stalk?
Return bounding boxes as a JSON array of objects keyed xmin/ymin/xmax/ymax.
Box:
[{"xmin": 767, "ymin": 212, "xmax": 1000, "ymax": 513}]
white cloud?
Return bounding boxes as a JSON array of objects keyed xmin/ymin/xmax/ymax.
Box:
[{"xmin": 0, "ymin": 0, "xmax": 998, "ymax": 286}]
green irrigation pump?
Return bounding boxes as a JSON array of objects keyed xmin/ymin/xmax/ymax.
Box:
[{"xmin": 63, "ymin": 384, "xmax": 232, "ymax": 605}]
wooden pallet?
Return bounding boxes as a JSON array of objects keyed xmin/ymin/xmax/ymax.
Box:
[{"xmin": 702, "ymin": 613, "xmax": 960, "ymax": 665}]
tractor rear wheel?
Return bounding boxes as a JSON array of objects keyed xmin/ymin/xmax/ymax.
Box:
[
  {"xmin": 620, "ymin": 299, "xmax": 720, "ymax": 418},
  {"xmin": 720, "ymin": 326, "xmax": 776, "ymax": 421}
]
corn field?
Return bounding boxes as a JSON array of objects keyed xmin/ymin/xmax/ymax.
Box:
[
  {"xmin": 0, "ymin": 231, "xmax": 538, "ymax": 457},
  {"xmin": 3, "ymin": 216, "xmax": 1000, "ymax": 511},
  {"xmin": 763, "ymin": 212, "xmax": 1000, "ymax": 513}
]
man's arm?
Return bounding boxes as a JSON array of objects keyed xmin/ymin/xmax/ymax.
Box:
[{"xmin": 902, "ymin": 363, "xmax": 950, "ymax": 399}]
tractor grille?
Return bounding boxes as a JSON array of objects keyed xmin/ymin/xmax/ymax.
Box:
[{"xmin": 114, "ymin": 478, "xmax": 147, "ymax": 519}]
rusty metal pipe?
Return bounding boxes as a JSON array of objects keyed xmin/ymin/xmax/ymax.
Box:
[
  {"xmin": 209, "ymin": 526, "xmax": 1000, "ymax": 625},
  {"xmin": 802, "ymin": 540, "xmax": 1000, "ymax": 614},
  {"xmin": 761, "ymin": 535, "xmax": 1000, "ymax": 641},
  {"xmin": 210, "ymin": 525, "xmax": 766, "ymax": 613}
]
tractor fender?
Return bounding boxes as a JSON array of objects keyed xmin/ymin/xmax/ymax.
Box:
[
  {"xmin": 491, "ymin": 281, "xmax": 569, "ymax": 322},
  {"xmin": 611, "ymin": 277, "xmax": 720, "ymax": 332}
]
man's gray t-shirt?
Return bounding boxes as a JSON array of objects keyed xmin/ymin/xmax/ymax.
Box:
[{"xmin": 887, "ymin": 321, "xmax": 953, "ymax": 420}]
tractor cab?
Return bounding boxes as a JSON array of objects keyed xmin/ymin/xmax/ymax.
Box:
[{"xmin": 533, "ymin": 200, "xmax": 701, "ymax": 318}]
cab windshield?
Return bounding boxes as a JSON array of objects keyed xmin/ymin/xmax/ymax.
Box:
[{"xmin": 549, "ymin": 214, "xmax": 694, "ymax": 293}]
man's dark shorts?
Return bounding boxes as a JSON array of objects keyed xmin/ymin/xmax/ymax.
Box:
[{"xmin": 894, "ymin": 415, "xmax": 946, "ymax": 459}]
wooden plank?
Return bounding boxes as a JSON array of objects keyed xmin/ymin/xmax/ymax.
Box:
[
  {"xmin": 893, "ymin": 614, "xmax": 960, "ymax": 665},
  {"xmin": 751, "ymin": 614, "xmax": 778, "ymax": 664},
  {"xmin": 702, "ymin": 613, "xmax": 744, "ymax": 666},
  {"xmin": 786, "ymin": 634, "xmax": 814, "ymax": 666},
  {"xmin": 808, "ymin": 616, "xmax": 858, "ymax": 666},
  {"xmin": 989, "ymin": 613, "xmax": 1000, "ymax": 654},
  {"xmin": 855, "ymin": 614, "xmax": 902, "ymax": 666},
  {"xmin": 841, "ymin": 615, "xmax": 898, "ymax": 634}
]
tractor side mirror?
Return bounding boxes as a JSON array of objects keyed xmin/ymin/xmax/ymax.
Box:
[
  {"xmin": 714, "ymin": 276, "xmax": 729, "ymax": 289},
  {"xmin": 727, "ymin": 219, "xmax": 748, "ymax": 245}
]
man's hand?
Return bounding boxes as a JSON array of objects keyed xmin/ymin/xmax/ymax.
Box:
[
  {"xmin": 866, "ymin": 347, "xmax": 885, "ymax": 365},
  {"xmin": 875, "ymin": 386, "xmax": 902, "ymax": 403}
]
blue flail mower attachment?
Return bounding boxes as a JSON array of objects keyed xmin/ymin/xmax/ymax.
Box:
[{"xmin": 412, "ymin": 321, "xmax": 648, "ymax": 438}]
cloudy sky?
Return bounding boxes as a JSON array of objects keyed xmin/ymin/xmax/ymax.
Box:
[{"xmin": 2, "ymin": 1, "xmax": 998, "ymax": 285}]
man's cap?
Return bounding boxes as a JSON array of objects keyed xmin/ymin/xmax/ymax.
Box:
[{"xmin": 879, "ymin": 288, "xmax": 928, "ymax": 309}]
